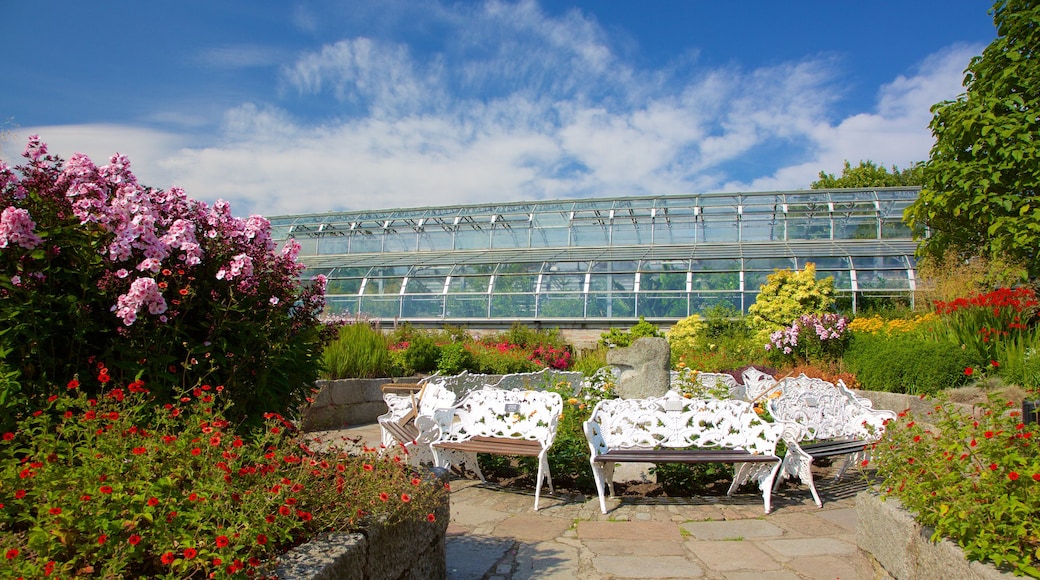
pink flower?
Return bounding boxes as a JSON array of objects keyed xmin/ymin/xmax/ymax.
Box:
[{"xmin": 0, "ymin": 207, "xmax": 43, "ymax": 250}]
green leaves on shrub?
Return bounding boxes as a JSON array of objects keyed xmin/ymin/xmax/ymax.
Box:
[
  {"xmin": 599, "ymin": 317, "xmax": 662, "ymax": 348},
  {"xmin": 844, "ymin": 332, "xmax": 975, "ymax": 395},
  {"xmin": 874, "ymin": 395, "xmax": 1040, "ymax": 576},
  {"xmin": 321, "ymin": 323, "xmax": 399, "ymax": 379},
  {"xmin": 747, "ymin": 263, "xmax": 835, "ymax": 337},
  {"xmin": 437, "ymin": 342, "xmax": 473, "ymax": 375}
]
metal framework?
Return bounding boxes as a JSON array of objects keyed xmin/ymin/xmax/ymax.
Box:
[{"xmin": 269, "ymin": 188, "xmax": 920, "ymax": 324}]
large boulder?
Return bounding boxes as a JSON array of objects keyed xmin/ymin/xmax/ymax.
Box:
[{"xmin": 606, "ymin": 337, "xmax": 671, "ymax": 399}]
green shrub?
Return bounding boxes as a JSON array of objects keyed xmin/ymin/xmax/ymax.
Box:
[
  {"xmin": 666, "ymin": 314, "xmax": 706, "ymax": 360},
  {"xmin": 747, "ymin": 263, "xmax": 835, "ymax": 336},
  {"xmin": 997, "ymin": 330, "xmax": 1040, "ymax": 391},
  {"xmin": 437, "ymin": 342, "xmax": 474, "ymax": 375},
  {"xmin": 401, "ymin": 334, "xmax": 441, "ymax": 374},
  {"xmin": 703, "ymin": 303, "xmax": 748, "ymax": 339},
  {"xmin": 321, "ymin": 324, "xmax": 398, "ymax": 379},
  {"xmin": 873, "ymin": 395, "xmax": 1040, "ymax": 576},
  {"xmin": 571, "ymin": 347, "xmax": 608, "ymax": 376},
  {"xmin": 599, "ymin": 317, "xmax": 662, "ymax": 348},
  {"xmin": 844, "ymin": 332, "xmax": 976, "ymax": 395}
]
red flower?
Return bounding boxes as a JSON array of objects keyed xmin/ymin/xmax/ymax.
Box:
[
  {"xmin": 147, "ymin": 497, "xmax": 159, "ymax": 507},
  {"xmin": 183, "ymin": 548, "xmax": 197, "ymax": 559},
  {"xmin": 2, "ymin": 432, "xmax": 13, "ymax": 441},
  {"xmin": 984, "ymin": 431, "xmax": 994, "ymax": 439},
  {"xmin": 989, "ymin": 463, "xmax": 998, "ymax": 471},
  {"xmin": 80, "ymin": 494, "xmax": 91, "ymax": 502},
  {"xmin": 990, "ymin": 360, "xmax": 1000, "ymax": 367},
  {"xmin": 279, "ymin": 505, "xmax": 291, "ymax": 516},
  {"xmin": 67, "ymin": 379, "xmax": 79, "ymax": 389},
  {"xmin": 14, "ymin": 489, "xmax": 25, "ymax": 499},
  {"xmin": 128, "ymin": 534, "xmax": 142, "ymax": 545},
  {"xmin": 964, "ymin": 367, "xmax": 974, "ymax": 376},
  {"xmin": 1033, "ymin": 474, "xmax": 1040, "ymax": 482},
  {"xmin": 256, "ymin": 534, "xmax": 268, "ymax": 545},
  {"xmin": 1009, "ymin": 472, "xmax": 1020, "ymax": 481},
  {"xmin": 379, "ymin": 492, "xmax": 389, "ymax": 502},
  {"xmin": 132, "ymin": 447, "xmax": 147, "ymax": 455},
  {"xmin": 5, "ymin": 548, "xmax": 18, "ymax": 559},
  {"xmin": 99, "ymin": 485, "xmax": 113, "ymax": 494},
  {"xmin": 49, "ymin": 507, "xmax": 61, "ymax": 515},
  {"xmin": 427, "ymin": 513, "xmax": 436, "ymax": 522},
  {"xmin": 215, "ymin": 535, "xmax": 229, "ymax": 548},
  {"xmin": 297, "ymin": 510, "xmax": 312, "ymax": 521},
  {"xmin": 411, "ymin": 477, "xmax": 421, "ymax": 486},
  {"xmin": 401, "ymin": 493, "xmax": 411, "ymax": 503},
  {"xmin": 363, "ymin": 463, "xmax": 374, "ymax": 471},
  {"xmin": 161, "ymin": 552, "xmax": 175, "ymax": 565},
  {"xmin": 97, "ymin": 534, "xmax": 107, "ymax": 545}
]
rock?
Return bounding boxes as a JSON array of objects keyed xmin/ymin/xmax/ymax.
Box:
[{"xmin": 607, "ymin": 337, "xmax": 671, "ymax": 399}]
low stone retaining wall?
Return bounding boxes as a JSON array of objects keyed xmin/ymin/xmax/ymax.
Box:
[
  {"xmin": 856, "ymin": 490, "xmax": 1014, "ymax": 579},
  {"xmin": 302, "ymin": 378, "xmax": 408, "ymax": 431},
  {"xmin": 275, "ymin": 491, "xmax": 450, "ymax": 579}
]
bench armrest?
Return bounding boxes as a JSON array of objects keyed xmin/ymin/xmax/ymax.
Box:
[{"xmin": 582, "ymin": 419, "xmax": 608, "ymax": 457}]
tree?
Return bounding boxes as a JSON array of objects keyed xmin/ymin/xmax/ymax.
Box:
[
  {"xmin": 811, "ymin": 160, "xmax": 924, "ymax": 189},
  {"xmin": 905, "ymin": 0, "xmax": 1040, "ymax": 278}
]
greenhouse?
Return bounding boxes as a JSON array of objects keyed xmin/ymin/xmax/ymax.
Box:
[{"xmin": 269, "ymin": 187, "xmax": 922, "ymax": 327}]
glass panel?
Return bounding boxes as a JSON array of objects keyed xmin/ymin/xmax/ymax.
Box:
[
  {"xmin": 653, "ymin": 218, "xmax": 699, "ymax": 244},
  {"xmin": 857, "ymin": 270, "xmax": 910, "ymax": 290},
  {"xmin": 690, "ymin": 259, "xmax": 740, "ymax": 271},
  {"xmin": 611, "ymin": 221, "xmax": 650, "ymax": 245},
  {"xmin": 324, "ymin": 296, "xmax": 359, "ymax": 316},
  {"xmin": 586, "ymin": 293, "xmax": 635, "ymax": 318},
  {"xmin": 690, "ymin": 292, "xmax": 741, "ymax": 314},
  {"xmin": 293, "ymin": 237, "xmax": 317, "ymax": 256},
  {"xmin": 571, "ymin": 223, "xmax": 610, "ymax": 246},
  {"xmin": 402, "ymin": 295, "xmax": 444, "ymax": 317},
  {"xmin": 383, "ymin": 231, "xmax": 414, "ymax": 252},
  {"xmin": 491, "ymin": 224, "xmax": 530, "ymax": 248},
  {"xmin": 881, "ymin": 219, "xmax": 912, "ymax": 239},
  {"xmin": 326, "ymin": 278, "xmax": 362, "ymax": 295},
  {"xmin": 592, "ymin": 261, "xmax": 638, "ymax": 273},
  {"xmin": 799, "ymin": 256, "xmax": 850, "ymax": 269},
  {"xmin": 744, "ymin": 257, "xmax": 796, "ymax": 270},
  {"xmin": 640, "ymin": 259, "xmax": 688, "ymax": 271},
  {"xmin": 588, "ymin": 273, "xmax": 635, "ymax": 291},
  {"xmin": 493, "ymin": 274, "xmax": 538, "ymax": 293},
  {"xmin": 740, "ymin": 215, "xmax": 781, "ymax": 242},
  {"xmin": 786, "ymin": 216, "xmax": 831, "ymax": 240},
  {"xmin": 640, "ymin": 272, "xmax": 687, "ymax": 291},
  {"xmin": 702, "ymin": 208, "xmax": 739, "ymax": 242},
  {"xmin": 363, "ymin": 277, "xmax": 403, "ymax": 295},
  {"xmin": 448, "ymin": 276, "xmax": 491, "ymax": 293},
  {"xmin": 691, "ymin": 272, "xmax": 739, "ymax": 290},
  {"xmin": 350, "ymin": 232, "xmax": 382, "ymax": 253},
  {"xmin": 538, "ymin": 294, "xmax": 585, "ymax": 317},
  {"xmin": 452, "ymin": 264, "xmax": 496, "ymax": 275},
  {"xmin": 417, "ymin": 229, "xmax": 455, "ymax": 251},
  {"xmin": 317, "ymin": 236, "xmax": 350, "ymax": 254},
  {"xmin": 852, "ymin": 256, "xmax": 909, "ymax": 269},
  {"xmin": 497, "ymin": 262, "xmax": 543, "ymax": 274},
  {"xmin": 541, "ymin": 274, "xmax": 584, "ymax": 292},
  {"xmin": 490, "ymin": 294, "xmax": 536, "ymax": 317},
  {"xmin": 359, "ymin": 296, "xmax": 401, "ymax": 318},
  {"xmin": 532, "ymin": 211, "xmax": 568, "ymax": 227},
  {"xmin": 531, "ymin": 226, "xmax": 568, "ymax": 247},
  {"xmin": 455, "ymin": 227, "xmax": 489, "ymax": 250},
  {"xmin": 638, "ymin": 293, "xmax": 688, "ymax": 317},
  {"xmin": 446, "ymin": 294, "xmax": 489, "ymax": 318},
  {"xmin": 743, "ymin": 271, "xmax": 773, "ymax": 291},
  {"xmin": 834, "ymin": 216, "xmax": 878, "ymax": 240},
  {"xmin": 404, "ymin": 276, "xmax": 445, "ymax": 294},
  {"xmin": 545, "ymin": 261, "xmax": 589, "ymax": 273}
]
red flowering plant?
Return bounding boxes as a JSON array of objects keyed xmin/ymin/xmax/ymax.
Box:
[
  {"xmin": 871, "ymin": 393, "xmax": 1040, "ymax": 577},
  {"xmin": 0, "ymin": 136, "xmax": 334, "ymax": 430},
  {"xmin": 0, "ymin": 376, "xmax": 448, "ymax": 579},
  {"xmin": 930, "ymin": 287, "xmax": 1039, "ymax": 374}
]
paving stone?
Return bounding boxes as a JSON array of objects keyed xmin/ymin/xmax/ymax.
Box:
[
  {"xmin": 761, "ymin": 537, "xmax": 859, "ymax": 559},
  {"xmin": 770, "ymin": 511, "xmax": 851, "ymax": 537},
  {"xmin": 680, "ymin": 519, "xmax": 785, "ymax": 540},
  {"xmin": 722, "ymin": 571, "xmax": 802, "ymax": 580},
  {"xmin": 446, "ymin": 535, "xmax": 513, "ymax": 580},
  {"xmin": 786, "ymin": 554, "xmax": 877, "ymax": 580},
  {"xmin": 592, "ymin": 555, "xmax": 703, "ymax": 578},
  {"xmin": 577, "ymin": 520, "xmax": 682, "ymax": 541},
  {"xmin": 816, "ymin": 507, "xmax": 857, "ymax": 531},
  {"xmin": 512, "ymin": 540, "xmax": 582, "ymax": 580},
  {"xmin": 582, "ymin": 539, "xmax": 686, "ymax": 557},
  {"xmin": 492, "ymin": 515, "xmax": 574, "ymax": 542},
  {"xmin": 685, "ymin": 540, "xmax": 785, "ymax": 572}
]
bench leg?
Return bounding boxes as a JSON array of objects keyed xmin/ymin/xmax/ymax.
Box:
[
  {"xmin": 466, "ymin": 452, "xmax": 486, "ymax": 482},
  {"xmin": 534, "ymin": 451, "xmax": 554, "ymax": 511},
  {"xmin": 729, "ymin": 462, "xmax": 782, "ymax": 514},
  {"xmin": 589, "ymin": 458, "xmax": 614, "ymax": 514},
  {"xmin": 775, "ymin": 447, "xmax": 822, "ymax": 508}
]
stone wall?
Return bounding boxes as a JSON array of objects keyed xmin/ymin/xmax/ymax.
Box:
[
  {"xmin": 275, "ymin": 496, "xmax": 450, "ymax": 580},
  {"xmin": 302, "ymin": 378, "xmax": 399, "ymax": 431}
]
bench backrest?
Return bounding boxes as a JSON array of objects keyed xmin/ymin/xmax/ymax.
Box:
[
  {"xmin": 444, "ymin": 388, "xmax": 562, "ymax": 443},
  {"xmin": 587, "ymin": 393, "xmax": 782, "ymax": 456},
  {"xmin": 766, "ymin": 374, "xmax": 893, "ymax": 442}
]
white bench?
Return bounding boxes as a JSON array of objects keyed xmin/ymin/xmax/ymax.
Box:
[
  {"xmin": 583, "ymin": 392, "xmax": 786, "ymax": 514},
  {"xmin": 377, "ymin": 379, "xmax": 457, "ymax": 466},
  {"xmin": 429, "ymin": 387, "xmax": 563, "ymax": 510},
  {"xmin": 766, "ymin": 374, "xmax": 896, "ymax": 507}
]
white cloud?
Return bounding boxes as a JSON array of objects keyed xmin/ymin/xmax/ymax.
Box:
[{"xmin": 2, "ymin": 4, "xmax": 982, "ymax": 219}]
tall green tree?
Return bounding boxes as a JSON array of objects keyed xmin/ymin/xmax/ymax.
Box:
[
  {"xmin": 811, "ymin": 160, "xmax": 923, "ymax": 189},
  {"xmin": 905, "ymin": 0, "xmax": 1040, "ymax": 277}
]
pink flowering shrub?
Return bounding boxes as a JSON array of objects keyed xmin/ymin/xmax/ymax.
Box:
[
  {"xmin": 764, "ymin": 312, "xmax": 850, "ymax": 366},
  {"xmin": 0, "ymin": 136, "xmax": 332, "ymax": 429}
]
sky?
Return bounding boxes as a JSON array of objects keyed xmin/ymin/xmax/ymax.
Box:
[{"xmin": 0, "ymin": 0, "xmax": 998, "ymax": 218}]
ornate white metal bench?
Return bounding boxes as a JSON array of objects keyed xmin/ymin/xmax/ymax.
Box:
[
  {"xmin": 429, "ymin": 387, "xmax": 563, "ymax": 510},
  {"xmin": 377, "ymin": 379, "xmax": 458, "ymax": 466},
  {"xmin": 766, "ymin": 374, "xmax": 896, "ymax": 507},
  {"xmin": 583, "ymin": 392, "xmax": 786, "ymax": 514}
]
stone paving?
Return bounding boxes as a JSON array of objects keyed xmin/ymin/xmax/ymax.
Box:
[{"xmin": 321, "ymin": 423, "xmax": 893, "ymax": 580}]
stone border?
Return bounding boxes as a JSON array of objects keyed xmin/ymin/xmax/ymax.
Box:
[
  {"xmin": 856, "ymin": 490, "xmax": 1014, "ymax": 579},
  {"xmin": 275, "ymin": 499, "xmax": 450, "ymax": 580}
]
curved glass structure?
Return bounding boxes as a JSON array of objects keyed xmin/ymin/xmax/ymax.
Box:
[{"xmin": 270, "ymin": 188, "xmax": 921, "ymax": 325}]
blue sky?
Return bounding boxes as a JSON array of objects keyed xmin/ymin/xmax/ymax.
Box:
[{"xmin": 1, "ymin": 1, "xmax": 997, "ymax": 217}]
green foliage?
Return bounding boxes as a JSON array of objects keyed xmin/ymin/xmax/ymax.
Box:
[
  {"xmin": 811, "ymin": 160, "xmax": 924, "ymax": 189},
  {"xmin": 703, "ymin": 303, "xmax": 748, "ymax": 339},
  {"xmin": 873, "ymin": 394, "xmax": 1040, "ymax": 576},
  {"xmin": 0, "ymin": 379, "xmax": 448, "ymax": 578},
  {"xmin": 321, "ymin": 323, "xmax": 399, "ymax": 379},
  {"xmin": 598, "ymin": 316, "xmax": 662, "ymax": 348},
  {"xmin": 666, "ymin": 314, "xmax": 706, "ymax": 358},
  {"xmin": 651, "ymin": 463, "xmax": 734, "ymax": 497},
  {"xmin": 905, "ymin": 0, "xmax": 1040, "ymax": 278},
  {"xmin": 747, "ymin": 263, "xmax": 835, "ymax": 335},
  {"xmin": 571, "ymin": 347, "xmax": 608, "ymax": 376},
  {"xmin": 997, "ymin": 329, "xmax": 1040, "ymax": 391},
  {"xmin": 398, "ymin": 334, "xmax": 441, "ymax": 375},
  {"xmin": 0, "ymin": 346, "xmax": 25, "ymax": 434},
  {"xmin": 437, "ymin": 342, "xmax": 474, "ymax": 375},
  {"xmin": 843, "ymin": 332, "xmax": 976, "ymax": 395}
]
